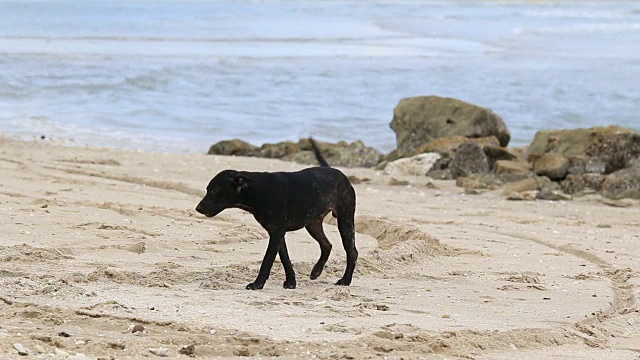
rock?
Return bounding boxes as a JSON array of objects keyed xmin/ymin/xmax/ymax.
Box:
[
  {"xmin": 410, "ymin": 135, "xmax": 500, "ymax": 156},
  {"xmin": 383, "ymin": 153, "xmax": 441, "ymax": 177},
  {"xmin": 495, "ymin": 160, "xmax": 532, "ymax": 182},
  {"xmin": 55, "ymin": 348, "xmax": 70, "ymax": 357},
  {"xmin": 13, "ymin": 343, "xmax": 28, "ymax": 356},
  {"xmin": 526, "ymin": 126, "xmax": 640, "ymax": 173},
  {"xmin": 536, "ymin": 188, "xmax": 572, "ymax": 201},
  {"xmin": 208, "ymin": 138, "xmax": 383, "ymax": 168},
  {"xmin": 501, "ymin": 176, "xmax": 552, "ymax": 195},
  {"xmin": 207, "ymin": 139, "xmax": 258, "ymax": 156},
  {"xmin": 390, "ymin": 96, "xmax": 511, "ymax": 157},
  {"xmin": 389, "ymin": 178, "xmax": 410, "ymax": 186},
  {"xmin": 149, "ymin": 348, "xmax": 169, "ymax": 357},
  {"xmin": 409, "ymin": 135, "xmax": 467, "ymax": 156},
  {"xmin": 257, "ymin": 141, "xmax": 300, "ymax": 158},
  {"xmin": 456, "ymin": 174, "xmax": 500, "ymax": 190},
  {"xmin": 483, "ymin": 146, "xmax": 518, "ymax": 169},
  {"xmin": 179, "ymin": 344, "xmax": 196, "ymax": 356},
  {"xmin": 465, "ymin": 188, "xmax": 485, "ymax": 195},
  {"xmin": 131, "ymin": 324, "xmax": 145, "ymax": 333},
  {"xmin": 285, "ymin": 140, "xmax": 383, "ymax": 168},
  {"xmin": 426, "ymin": 153, "xmax": 452, "ymax": 179},
  {"xmin": 561, "ymin": 173, "xmax": 605, "ymax": 195},
  {"xmin": 425, "ymin": 179, "xmax": 438, "ymax": 189},
  {"xmin": 628, "ymin": 158, "xmax": 640, "ymax": 168},
  {"xmin": 533, "ymin": 153, "xmax": 570, "ymax": 180},
  {"xmin": 33, "ymin": 345, "xmax": 46, "ymax": 354},
  {"xmin": 586, "ymin": 131, "xmax": 640, "ymax": 172},
  {"xmin": 375, "ymin": 160, "xmax": 388, "ymax": 171},
  {"xmin": 507, "ymin": 191, "xmax": 538, "ymax": 201},
  {"xmin": 410, "ymin": 136, "xmax": 513, "ymax": 171},
  {"xmin": 449, "ymin": 142, "xmax": 490, "ymax": 178},
  {"xmin": 384, "ymin": 149, "xmax": 400, "ymax": 163},
  {"xmin": 426, "ymin": 169, "xmax": 452, "ymax": 180},
  {"xmin": 508, "ymin": 146, "xmax": 528, "ymax": 162},
  {"xmin": 600, "ymin": 198, "xmax": 636, "ymax": 208},
  {"xmin": 567, "ymin": 156, "xmax": 607, "ymax": 175},
  {"xmin": 601, "ymin": 167, "xmax": 640, "ymax": 200}
]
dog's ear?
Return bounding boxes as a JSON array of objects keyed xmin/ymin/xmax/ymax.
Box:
[{"xmin": 233, "ymin": 175, "xmax": 250, "ymax": 193}]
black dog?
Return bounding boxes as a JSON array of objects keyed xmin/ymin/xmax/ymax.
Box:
[{"xmin": 196, "ymin": 139, "xmax": 357, "ymax": 290}]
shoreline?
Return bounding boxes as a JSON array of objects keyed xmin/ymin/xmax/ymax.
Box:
[{"xmin": 1, "ymin": 135, "xmax": 639, "ymax": 359}]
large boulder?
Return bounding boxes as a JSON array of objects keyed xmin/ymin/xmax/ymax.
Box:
[
  {"xmin": 526, "ymin": 126, "xmax": 640, "ymax": 173},
  {"xmin": 390, "ymin": 96, "xmax": 511, "ymax": 157},
  {"xmin": 410, "ymin": 135, "xmax": 500, "ymax": 156}
]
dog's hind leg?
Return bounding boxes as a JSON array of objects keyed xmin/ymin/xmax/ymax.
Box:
[
  {"xmin": 335, "ymin": 213, "xmax": 358, "ymax": 286},
  {"xmin": 305, "ymin": 220, "xmax": 332, "ymax": 280},
  {"xmin": 278, "ymin": 240, "xmax": 296, "ymax": 289},
  {"xmin": 246, "ymin": 232, "xmax": 285, "ymax": 290}
]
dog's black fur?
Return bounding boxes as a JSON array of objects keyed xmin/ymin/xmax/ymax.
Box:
[{"xmin": 196, "ymin": 139, "xmax": 357, "ymax": 290}]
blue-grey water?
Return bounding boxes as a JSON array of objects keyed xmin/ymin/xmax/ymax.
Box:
[{"xmin": 0, "ymin": 1, "xmax": 638, "ymax": 154}]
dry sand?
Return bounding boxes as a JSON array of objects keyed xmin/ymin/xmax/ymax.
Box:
[{"xmin": 0, "ymin": 135, "xmax": 639, "ymax": 359}]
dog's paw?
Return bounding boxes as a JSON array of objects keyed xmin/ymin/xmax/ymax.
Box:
[
  {"xmin": 310, "ymin": 267, "xmax": 323, "ymax": 280},
  {"xmin": 335, "ymin": 278, "xmax": 351, "ymax": 286},
  {"xmin": 283, "ymin": 280, "xmax": 296, "ymax": 289},
  {"xmin": 246, "ymin": 282, "xmax": 264, "ymax": 290}
]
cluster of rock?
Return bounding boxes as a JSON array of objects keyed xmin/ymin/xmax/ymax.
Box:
[
  {"xmin": 206, "ymin": 95, "xmax": 639, "ymax": 201},
  {"xmin": 207, "ymin": 138, "xmax": 383, "ymax": 168},
  {"xmin": 525, "ymin": 127, "xmax": 640, "ymax": 200},
  {"xmin": 383, "ymin": 96, "xmax": 640, "ymax": 201}
]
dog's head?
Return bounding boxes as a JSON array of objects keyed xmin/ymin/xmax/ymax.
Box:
[{"xmin": 195, "ymin": 170, "xmax": 250, "ymax": 217}]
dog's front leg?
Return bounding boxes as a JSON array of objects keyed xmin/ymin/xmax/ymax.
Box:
[{"xmin": 246, "ymin": 232, "xmax": 284, "ymax": 290}]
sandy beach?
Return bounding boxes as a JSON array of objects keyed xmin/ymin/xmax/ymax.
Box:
[{"xmin": 0, "ymin": 135, "xmax": 639, "ymax": 359}]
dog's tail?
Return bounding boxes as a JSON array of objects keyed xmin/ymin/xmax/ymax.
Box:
[{"xmin": 309, "ymin": 137, "xmax": 330, "ymax": 167}]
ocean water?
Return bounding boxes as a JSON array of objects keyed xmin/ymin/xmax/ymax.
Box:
[{"xmin": 0, "ymin": 0, "xmax": 638, "ymax": 154}]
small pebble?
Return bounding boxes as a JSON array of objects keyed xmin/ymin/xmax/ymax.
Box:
[
  {"xmin": 131, "ymin": 324, "xmax": 145, "ymax": 333},
  {"xmin": 33, "ymin": 345, "xmax": 46, "ymax": 354},
  {"xmin": 442, "ymin": 314, "xmax": 451, "ymax": 318},
  {"xmin": 55, "ymin": 348, "xmax": 70, "ymax": 357},
  {"xmin": 13, "ymin": 343, "xmax": 29, "ymax": 356},
  {"xmin": 149, "ymin": 347, "xmax": 168, "ymax": 357},
  {"xmin": 179, "ymin": 344, "xmax": 195, "ymax": 356}
]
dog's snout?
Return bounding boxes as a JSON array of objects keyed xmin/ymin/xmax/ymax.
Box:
[{"xmin": 195, "ymin": 202, "xmax": 204, "ymax": 214}]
